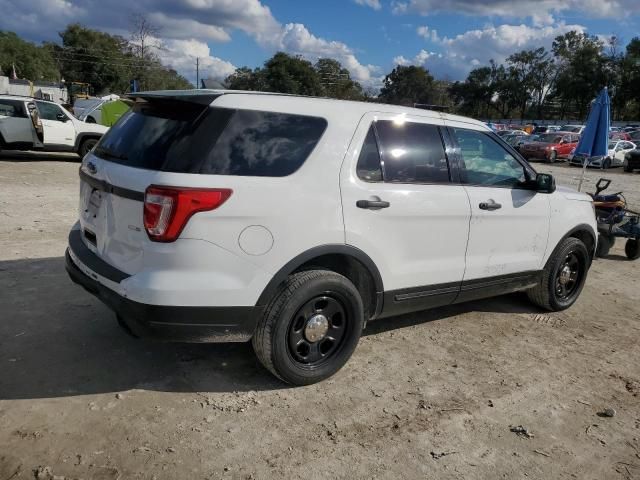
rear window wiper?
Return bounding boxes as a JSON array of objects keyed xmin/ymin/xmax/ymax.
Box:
[{"xmin": 94, "ymin": 146, "xmax": 128, "ymax": 161}]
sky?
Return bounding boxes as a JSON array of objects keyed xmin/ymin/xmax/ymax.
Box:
[{"xmin": 2, "ymin": 0, "xmax": 639, "ymax": 88}]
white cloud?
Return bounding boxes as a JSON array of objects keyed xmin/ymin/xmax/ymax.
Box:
[
  {"xmin": 416, "ymin": 26, "xmax": 439, "ymax": 42},
  {"xmin": 353, "ymin": 0, "xmax": 382, "ymax": 10},
  {"xmin": 392, "ymin": 0, "xmax": 639, "ymax": 19},
  {"xmin": 146, "ymin": 13, "xmax": 231, "ymax": 42},
  {"xmin": 274, "ymin": 23, "xmax": 380, "ymax": 84},
  {"xmin": 156, "ymin": 38, "xmax": 237, "ymax": 82},
  {"xmin": 1, "ymin": 0, "xmax": 379, "ymax": 88},
  {"xmin": 396, "ymin": 21, "xmax": 586, "ymax": 80}
]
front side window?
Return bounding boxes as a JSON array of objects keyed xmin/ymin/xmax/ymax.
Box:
[
  {"xmin": 452, "ymin": 128, "xmax": 527, "ymax": 187},
  {"xmin": 35, "ymin": 101, "xmax": 63, "ymax": 121},
  {"xmin": 356, "ymin": 126, "xmax": 383, "ymax": 182},
  {"xmin": 375, "ymin": 120, "xmax": 450, "ymax": 184}
]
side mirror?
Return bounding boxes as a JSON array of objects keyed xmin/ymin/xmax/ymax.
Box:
[
  {"xmin": 56, "ymin": 113, "xmax": 68, "ymax": 122},
  {"xmin": 536, "ymin": 173, "xmax": 556, "ymax": 193}
]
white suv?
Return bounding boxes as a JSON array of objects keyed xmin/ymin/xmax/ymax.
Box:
[
  {"xmin": 66, "ymin": 90, "xmax": 597, "ymax": 385},
  {"xmin": 0, "ymin": 95, "xmax": 108, "ymax": 156}
]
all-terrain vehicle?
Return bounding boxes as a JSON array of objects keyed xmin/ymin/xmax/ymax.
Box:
[{"xmin": 591, "ymin": 178, "xmax": 640, "ymax": 259}]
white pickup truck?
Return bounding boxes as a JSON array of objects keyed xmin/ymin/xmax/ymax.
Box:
[{"xmin": 0, "ymin": 95, "xmax": 108, "ymax": 157}]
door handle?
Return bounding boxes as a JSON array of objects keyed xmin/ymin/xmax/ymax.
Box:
[
  {"xmin": 479, "ymin": 200, "xmax": 502, "ymax": 211},
  {"xmin": 357, "ymin": 199, "xmax": 390, "ymax": 210}
]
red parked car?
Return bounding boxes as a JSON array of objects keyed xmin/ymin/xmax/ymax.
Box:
[
  {"xmin": 610, "ymin": 131, "xmax": 631, "ymax": 141},
  {"xmin": 519, "ymin": 132, "xmax": 580, "ymax": 163}
]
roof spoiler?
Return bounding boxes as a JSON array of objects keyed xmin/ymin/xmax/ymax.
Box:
[{"xmin": 125, "ymin": 90, "xmax": 224, "ymax": 106}]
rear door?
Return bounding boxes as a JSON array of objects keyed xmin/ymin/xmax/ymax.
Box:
[
  {"xmin": 340, "ymin": 112, "xmax": 471, "ymax": 316},
  {"xmin": 445, "ymin": 123, "xmax": 550, "ymax": 292},
  {"xmin": 0, "ymin": 99, "xmax": 33, "ymax": 144},
  {"xmin": 35, "ymin": 101, "xmax": 76, "ymax": 147}
]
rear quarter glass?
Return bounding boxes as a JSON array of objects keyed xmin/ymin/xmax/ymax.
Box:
[{"xmin": 93, "ymin": 100, "xmax": 328, "ymax": 177}]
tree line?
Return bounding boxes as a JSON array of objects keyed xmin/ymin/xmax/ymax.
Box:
[
  {"xmin": 0, "ymin": 22, "xmax": 191, "ymax": 95},
  {"xmin": 2, "ymin": 25, "xmax": 639, "ymax": 121},
  {"xmin": 449, "ymin": 32, "xmax": 640, "ymax": 121}
]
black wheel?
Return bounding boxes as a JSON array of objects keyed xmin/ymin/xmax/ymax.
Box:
[
  {"xmin": 252, "ymin": 270, "xmax": 363, "ymax": 385},
  {"xmin": 625, "ymin": 239, "xmax": 640, "ymax": 260},
  {"xmin": 79, "ymin": 138, "xmax": 98, "ymax": 157},
  {"xmin": 528, "ymin": 237, "xmax": 589, "ymax": 311},
  {"xmin": 547, "ymin": 150, "xmax": 558, "ymax": 163},
  {"xmin": 596, "ymin": 233, "xmax": 615, "ymax": 258},
  {"xmin": 603, "ymin": 158, "xmax": 611, "ymax": 169},
  {"xmin": 624, "ymin": 163, "xmax": 633, "ymax": 173}
]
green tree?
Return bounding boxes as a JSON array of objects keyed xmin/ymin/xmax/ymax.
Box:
[
  {"xmin": 55, "ymin": 23, "xmax": 135, "ymax": 94},
  {"xmin": 551, "ymin": 31, "xmax": 607, "ymax": 118},
  {"xmin": 225, "ymin": 66, "xmax": 267, "ymax": 91},
  {"xmin": 506, "ymin": 47, "xmax": 556, "ymax": 119},
  {"xmin": 448, "ymin": 66, "xmax": 494, "ymax": 117},
  {"xmin": 315, "ymin": 58, "xmax": 363, "ymax": 100},
  {"xmin": 0, "ymin": 31, "xmax": 59, "ymax": 81},
  {"xmin": 378, "ymin": 65, "xmax": 435, "ymax": 106},
  {"xmin": 262, "ymin": 52, "xmax": 323, "ymax": 96},
  {"xmin": 226, "ymin": 53, "xmax": 323, "ymax": 95},
  {"xmin": 53, "ymin": 24, "xmax": 192, "ymax": 95}
]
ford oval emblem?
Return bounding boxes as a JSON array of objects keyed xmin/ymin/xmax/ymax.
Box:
[{"xmin": 87, "ymin": 162, "xmax": 97, "ymax": 174}]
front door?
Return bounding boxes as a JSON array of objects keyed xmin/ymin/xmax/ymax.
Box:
[
  {"xmin": 341, "ymin": 112, "xmax": 471, "ymax": 317},
  {"xmin": 445, "ymin": 123, "xmax": 550, "ymax": 297},
  {"xmin": 35, "ymin": 101, "xmax": 76, "ymax": 148}
]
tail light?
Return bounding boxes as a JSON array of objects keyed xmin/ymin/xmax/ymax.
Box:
[{"xmin": 143, "ymin": 186, "xmax": 232, "ymax": 242}]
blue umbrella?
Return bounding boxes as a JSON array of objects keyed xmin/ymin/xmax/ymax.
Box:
[{"xmin": 576, "ymin": 87, "xmax": 610, "ymax": 191}]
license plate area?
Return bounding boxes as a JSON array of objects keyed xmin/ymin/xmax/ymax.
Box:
[{"xmin": 86, "ymin": 188, "xmax": 103, "ymax": 217}]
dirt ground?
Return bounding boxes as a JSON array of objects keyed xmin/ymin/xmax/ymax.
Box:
[{"xmin": 1, "ymin": 152, "xmax": 639, "ymax": 480}]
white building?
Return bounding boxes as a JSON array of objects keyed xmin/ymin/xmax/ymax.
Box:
[{"xmin": 0, "ymin": 76, "xmax": 69, "ymax": 104}]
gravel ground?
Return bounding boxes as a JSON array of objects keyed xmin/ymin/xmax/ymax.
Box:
[{"xmin": 1, "ymin": 153, "xmax": 639, "ymax": 480}]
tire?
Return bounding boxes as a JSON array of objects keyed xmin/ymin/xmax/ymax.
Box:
[
  {"xmin": 596, "ymin": 233, "xmax": 614, "ymax": 258},
  {"xmin": 252, "ymin": 270, "xmax": 364, "ymax": 385},
  {"xmin": 527, "ymin": 237, "xmax": 589, "ymax": 311},
  {"xmin": 547, "ymin": 150, "xmax": 557, "ymax": 163},
  {"xmin": 86, "ymin": 116, "xmax": 96, "ymax": 123},
  {"xmin": 625, "ymin": 239, "xmax": 640, "ymax": 260},
  {"xmin": 78, "ymin": 137, "xmax": 98, "ymax": 157},
  {"xmin": 624, "ymin": 164, "xmax": 633, "ymax": 173},
  {"xmin": 603, "ymin": 158, "xmax": 611, "ymax": 169}
]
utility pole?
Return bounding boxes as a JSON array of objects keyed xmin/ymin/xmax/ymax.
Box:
[{"xmin": 196, "ymin": 58, "xmax": 199, "ymax": 89}]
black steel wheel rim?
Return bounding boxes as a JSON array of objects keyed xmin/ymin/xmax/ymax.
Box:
[
  {"xmin": 287, "ymin": 294, "xmax": 349, "ymax": 368},
  {"xmin": 555, "ymin": 252, "xmax": 582, "ymax": 300}
]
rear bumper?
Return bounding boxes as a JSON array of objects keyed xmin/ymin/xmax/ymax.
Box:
[{"xmin": 65, "ymin": 233, "xmax": 262, "ymax": 342}]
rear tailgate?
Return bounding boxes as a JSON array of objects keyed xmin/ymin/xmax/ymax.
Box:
[
  {"xmin": 76, "ymin": 94, "xmax": 224, "ymax": 276},
  {"xmin": 78, "ymin": 158, "xmax": 149, "ymax": 275}
]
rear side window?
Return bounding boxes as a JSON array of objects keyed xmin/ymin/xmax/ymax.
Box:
[
  {"xmin": 200, "ymin": 110, "xmax": 327, "ymax": 176},
  {"xmin": 375, "ymin": 120, "xmax": 450, "ymax": 184},
  {"xmin": 0, "ymin": 100, "xmax": 26, "ymax": 118},
  {"xmin": 94, "ymin": 102, "xmax": 327, "ymax": 177},
  {"xmin": 356, "ymin": 126, "xmax": 383, "ymax": 182}
]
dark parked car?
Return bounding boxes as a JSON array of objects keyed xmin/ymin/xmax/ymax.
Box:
[{"xmin": 624, "ymin": 149, "xmax": 640, "ymax": 172}]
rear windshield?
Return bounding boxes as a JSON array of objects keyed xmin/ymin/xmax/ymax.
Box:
[{"xmin": 94, "ymin": 101, "xmax": 328, "ymax": 177}]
